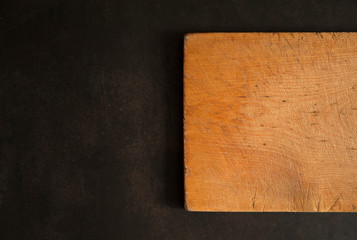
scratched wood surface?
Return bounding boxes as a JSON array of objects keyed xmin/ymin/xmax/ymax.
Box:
[{"xmin": 184, "ymin": 33, "xmax": 357, "ymax": 212}]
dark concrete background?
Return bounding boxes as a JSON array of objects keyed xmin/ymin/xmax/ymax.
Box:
[{"xmin": 1, "ymin": 0, "xmax": 357, "ymax": 239}]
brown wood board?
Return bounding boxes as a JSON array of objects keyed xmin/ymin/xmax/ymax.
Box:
[{"xmin": 184, "ymin": 32, "xmax": 357, "ymax": 212}]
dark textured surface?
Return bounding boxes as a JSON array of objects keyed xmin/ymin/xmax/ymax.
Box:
[{"xmin": 1, "ymin": 0, "xmax": 357, "ymax": 239}]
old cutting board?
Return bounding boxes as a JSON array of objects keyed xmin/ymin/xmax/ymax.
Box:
[{"xmin": 184, "ymin": 32, "xmax": 357, "ymax": 212}]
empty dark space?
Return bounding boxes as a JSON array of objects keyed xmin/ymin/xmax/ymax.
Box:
[{"xmin": 0, "ymin": 0, "xmax": 357, "ymax": 239}]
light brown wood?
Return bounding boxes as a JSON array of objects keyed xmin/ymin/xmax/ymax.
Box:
[{"xmin": 184, "ymin": 32, "xmax": 357, "ymax": 212}]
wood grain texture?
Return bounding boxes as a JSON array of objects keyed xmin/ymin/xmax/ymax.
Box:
[{"xmin": 184, "ymin": 33, "xmax": 357, "ymax": 212}]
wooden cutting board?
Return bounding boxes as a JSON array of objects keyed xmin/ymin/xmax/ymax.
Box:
[{"xmin": 184, "ymin": 32, "xmax": 357, "ymax": 212}]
